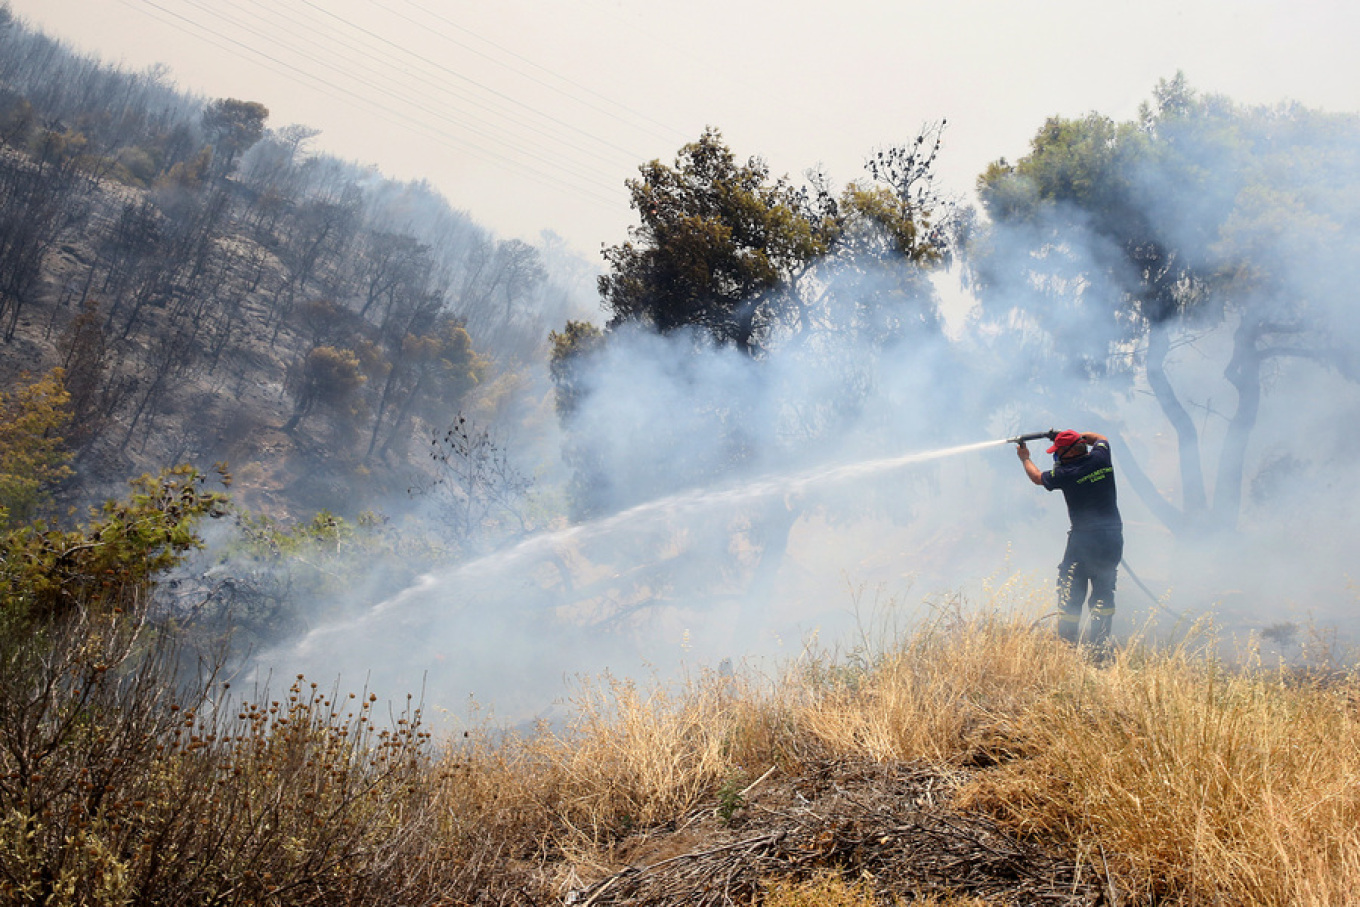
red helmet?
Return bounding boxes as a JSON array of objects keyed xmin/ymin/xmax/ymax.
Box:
[{"xmin": 1046, "ymin": 429, "xmax": 1083, "ymax": 454}]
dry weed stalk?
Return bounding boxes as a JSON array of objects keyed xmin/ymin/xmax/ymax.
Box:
[{"xmin": 0, "ymin": 663, "xmax": 449, "ymax": 904}]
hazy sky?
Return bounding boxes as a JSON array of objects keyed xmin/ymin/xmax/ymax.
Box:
[{"xmin": 10, "ymin": 0, "xmax": 1359, "ymax": 258}]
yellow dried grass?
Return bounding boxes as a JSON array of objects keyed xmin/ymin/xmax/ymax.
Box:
[
  {"xmin": 416, "ymin": 583, "xmax": 1360, "ymax": 905},
  {"xmin": 958, "ymin": 632, "xmax": 1360, "ymax": 905}
]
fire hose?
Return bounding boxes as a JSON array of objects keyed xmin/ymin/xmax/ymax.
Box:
[{"xmin": 1006, "ymin": 429, "xmax": 1058, "ymax": 445}]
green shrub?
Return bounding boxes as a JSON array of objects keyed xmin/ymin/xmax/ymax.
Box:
[{"xmin": 0, "ymin": 466, "xmax": 450, "ymax": 904}]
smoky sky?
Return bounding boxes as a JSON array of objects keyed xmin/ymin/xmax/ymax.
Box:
[{"xmin": 244, "ymin": 97, "xmax": 1360, "ymax": 723}]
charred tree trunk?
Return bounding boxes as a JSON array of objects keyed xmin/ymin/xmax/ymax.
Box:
[{"xmin": 1088, "ymin": 419, "xmax": 1187, "ymax": 537}]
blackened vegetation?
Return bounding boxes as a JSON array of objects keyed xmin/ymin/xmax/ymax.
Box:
[
  {"xmin": 419, "ymin": 413, "xmax": 533, "ymax": 552},
  {"xmin": 0, "ymin": 127, "xmax": 88, "ymax": 341},
  {"xmin": 572, "ymin": 759, "xmax": 1108, "ymax": 906},
  {"xmin": 0, "ymin": 13, "xmax": 583, "ymax": 519}
]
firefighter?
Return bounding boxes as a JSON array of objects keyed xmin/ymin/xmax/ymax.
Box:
[{"xmin": 1016, "ymin": 429, "xmax": 1123, "ymax": 654}]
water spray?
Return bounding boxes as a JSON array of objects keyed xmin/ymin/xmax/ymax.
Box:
[{"xmin": 277, "ymin": 438, "xmax": 1013, "ymax": 660}]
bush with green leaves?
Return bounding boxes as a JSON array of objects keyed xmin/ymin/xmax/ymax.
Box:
[
  {"xmin": 0, "ymin": 466, "xmax": 451, "ymax": 904},
  {"xmin": 0, "ymin": 369, "xmax": 73, "ymax": 530}
]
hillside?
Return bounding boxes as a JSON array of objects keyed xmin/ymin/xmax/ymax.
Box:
[
  {"xmin": 0, "ymin": 14, "xmax": 593, "ymax": 526},
  {"xmin": 6, "ymin": 12, "xmax": 1360, "ymax": 905}
]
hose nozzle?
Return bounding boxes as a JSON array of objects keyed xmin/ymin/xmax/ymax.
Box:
[{"xmin": 1006, "ymin": 429, "xmax": 1057, "ymax": 445}]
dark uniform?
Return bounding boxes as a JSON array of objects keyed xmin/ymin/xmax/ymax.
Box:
[{"xmin": 1041, "ymin": 439, "xmax": 1123, "ymax": 647}]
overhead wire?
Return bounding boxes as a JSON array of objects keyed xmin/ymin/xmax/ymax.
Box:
[
  {"xmin": 114, "ymin": 0, "xmax": 628, "ymax": 210},
  {"xmin": 290, "ymin": 0, "xmax": 654, "ymax": 165},
  {"xmin": 385, "ymin": 0, "xmax": 688, "ymax": 147},
  {"xmin": 233, "ymin": 0, "xmax": 647, "ymax": 174},
  {"xmin": 179, "ymin": 0, "xmax": 629, "ymax": 194},
  {"xmin": 177, "ymin": 0, "xmax": 629, "ymax": 196}
]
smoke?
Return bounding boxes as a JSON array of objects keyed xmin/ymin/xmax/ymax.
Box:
[
  {"xmin": 961, "ymin": 94, "xmax": 1360, "ymax": 651},
  {"xmin": 244, "ymin": 91, "xmax": 1360, "ymax": 721}
]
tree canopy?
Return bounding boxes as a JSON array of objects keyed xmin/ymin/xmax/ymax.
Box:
[
  {"xmin": 599, "ymin": 127, "xmax": 822, "ymax": 355},
  {"xmin": 201, "ymin": 98, "xmax": 269, "ymax": 175},
  {"xmin": 598, "ymin": 126, "xmax": 957, "ymax": 358},
  {"xmin": 973, "ymin": 75, "xmax": 1360, "ymax": 534},
  {"xmin": 0, "ymin": 369, "xmax": 73, "ymax": 528}
]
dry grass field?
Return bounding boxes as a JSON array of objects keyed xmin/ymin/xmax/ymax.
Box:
[{"xmin": 4, "ymin": 561, "xmax": 1359, "ymax": 905}]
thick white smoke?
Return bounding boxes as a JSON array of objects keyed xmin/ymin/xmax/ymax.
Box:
[{"xmin": 250, "ymin": 96, "xmax": 1360, "ymax": 721}]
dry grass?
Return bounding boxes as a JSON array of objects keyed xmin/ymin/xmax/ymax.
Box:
[
  {"xmin": 762, "ymin": 870, "xmax": 992, "ymax": 907},
  {"xmin": 760, "ymin": 872, "xmax": 882, "ymax": 907},
  {"xmin": 959, "ymin": 635, "xmax": 1360, "ymax": 905},
  {"xmin": 793, "ymin": 596, "xmax": 1073, "ymax": 766},
  {"xmin": 475, "ymin": 587, "xmax": 1360, "ymax": 905},
  {"xmin": 7, "ymin": 577, "xmax": 1360, "ymax": 904},
  {"xmin": 541, "ymin": 674, "xmax": 732, "ymax": 839},
  {"xmin": 761, "ymin": 871, "xmax": 994, "ymax": 906},
  {"xmin": 456, "ymin": 591, "xmax": 1360, "ymax": 905},
  {"xmin": 762, "ymin": 872, "xmax": 991, "ymax": 907}
]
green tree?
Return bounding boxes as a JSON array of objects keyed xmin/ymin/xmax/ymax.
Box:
[
  {"xmin": 195, "ymin": 507, "xmax": 437, "ymax": 648},
  {"xmin": 793, "ymin": 124, "xmax": 955, "ymax": 349},
  {"xmin": 568, "ymin": 127, "xmax": 959, "ymax": 508},
  {"xmin": 283, "ymin": 345, "xmax": 367, "ymax": 434},
  {"xmin": 555, "ymin": 128, "xmax": 959, "ymax": 627},
  {"xmin": 0, "ymin": 464, "xmax": 228, "ymax": 621},
  {"xmin": 31, "ymin": 127, "xmax": 88, "ymax": 178},
  {"xmin": 0, "ymin": 370, "xmax": 73, "ymax": 528},
  {"xmin": 974, "ymin": 76, "xmax": 1360, "ymax": 534},
  {"xmin": 548, "ymin": 319, "xmax": 605, "ymax": 420},
  {"xmin": 201, "ymin": 97, "xmax": 268, "ymax": 176},
  {"xmin": 600, "ymin": 126, "xmax": 956, "ymax": 359},
  {"xmin": 548, "ymin": 320, "xmax": 607, "ymax": 521},
  {"xmin": 365, "ymin": 316, "xmax": 487, "ymax": 461},
  {"xmin": 599, "ymin": 127, "xmax": 824, "ymax": 356}
]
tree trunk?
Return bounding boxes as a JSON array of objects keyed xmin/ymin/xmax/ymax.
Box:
[
  {"xmin": 1145, "ymin": 325, "xmax": 1208, "ymax": 519},
  {"xmin": 365, "ymin": 364, "xmax": 403, "ymax": 461},
  {"xmin": 1211, "ymin": 317, "xmax": 1264, "ymax": 531},
  {"xmin": 1088, "ymin": 419, "xmax": 1186, "ymax": 536},
  {"xmin": 377, "ymin": 370, "xmax": 428, "ymax": 460}
]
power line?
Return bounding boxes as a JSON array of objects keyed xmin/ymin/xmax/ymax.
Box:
[
  {"xmin": 182, "ymin": 0, "xmax": 629, "ymax": 193},
  {"xmin": 119, "ymin": 0, "xmax": 623, "ymax": 208},
  {"xmin": 233, "ymin": 0, "xmax": 646, "ymax": 174},
  {"xmin": 291, "ymin": 0, "xmax": 653, "ymax": 165},
  {"xmin": 117, "ymin": 0, "xmax": 627, "ymax": 210},
  {"xmin": 387, "ymin": 0, "xmax": 687, "ymax": 147}
]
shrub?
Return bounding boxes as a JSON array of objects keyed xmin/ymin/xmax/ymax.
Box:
[
  {"xmin": 0, "ymin": 466, "xmax": 452, "ymax": 903},
  {"xmin": 0, "ymin": 369, "xmax": 73, "ymax": 529}
]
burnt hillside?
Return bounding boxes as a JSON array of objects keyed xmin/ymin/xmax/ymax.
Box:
[{"xmin": 0, "ymin": 11, "xmax": 591, "ymax": 521}]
